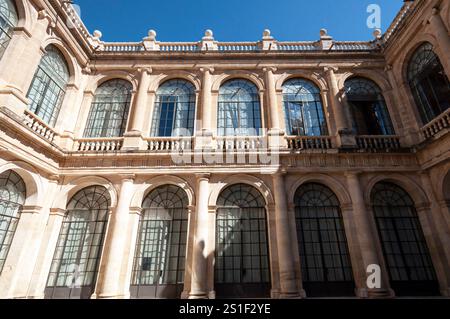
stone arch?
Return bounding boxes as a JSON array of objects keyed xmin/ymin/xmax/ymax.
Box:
[
  {"xmin": 288, "ymin": 174, "xmax": 352, "ymax": 207},
  {"xmin": 396, "ymin": 35, "xmax": 441, "ymax": 83},
  {"xmin": 276, "ymin": 72, "xmax": 328, "ymax": 93},
  {"xmin": 209, "ymin": 174, "xmax": 274, "ymax": 208},
  {"xmin": 130, "ymin": 175, "xmax": 195, "ymax": 209},
  {"xmin": 0, "ymin": 161, "xmax": 42, "ymax": 207},
  {"xmin": 53, "ymin": 176, "xmax": 118, "ymax": 210},
  {"xmin": 439, "ymin": 168, "xmax": 450, "ymax": 202},
  {"xmin": 40, "ymin": 38, "xmax": 81, "ymax": 87},
  {"xmin": 364, "ymin": 174, "xmax": 430, "ymax": 208},
  {"xmin": 212, "ymin": 71, "xmax": 264, "ymax": 93},
  {"xmin": 339, "ymin": 70, "xmax": 392, "ymax": 93},
  {"xmin": 148, "ymin": 71, "xmax": 201, "ymax": 93},
  {"xmin": 12, "ymin": 0, "xmax": 32, "ymax": 31},
  {"xmin": 85, "ymin": 71, "xmax": 138, "ymax": 93}
]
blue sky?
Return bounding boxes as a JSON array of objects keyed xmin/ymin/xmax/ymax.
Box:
[{"xmin": 73, "ymin": 0, "xmax": 404, "ymax": 42}]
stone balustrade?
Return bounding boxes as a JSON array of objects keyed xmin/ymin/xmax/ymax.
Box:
[
  {"xmin": 355, "ymin": 135, "xmax": 401, "ymax": 152},
  {"xmin": 23, "ymin": 110, "xmax": 59, "ymax": 143},
  {"xmin": 286, "ymin": 136, "xmax": 333, "ymax": 150},
  {"xmin": 74, "ymin": 138, "xmax": 124, "ymax": 152},
  {"xmin": 146, "ymin": 136, "xmax": 194, "ymax": 152},
  {"xmin": 216, "ymin": 136, "xmax": 266, "ymax": 151},
  {"xmin": 421, "ymin": 108, "xmax": 450, "ymax": 140}
]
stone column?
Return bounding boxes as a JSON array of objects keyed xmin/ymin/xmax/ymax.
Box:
[
  {"xmin": 97, "ymin": 175, "xmax": 135, "ymax": 299},
  {"xmin": 73, "ymin": 91, "xmax": 95, "ymax": 139},
  {"xmin": 129, "ymin": 68, "xmax": 152, "ymax": 133},
  {"xmin": 123, "ymin": 68, "xmax": 152, "ymax": 150},
  {"xmin": 346, "ymin": 173, "xmax": 391, "ymax": 297},
  {"xmin": 53, "ymin": 84, "xmax": 81, "ymax": 150},
  {"xmin": 189, "ymin": 173, "xmax": 210, "ymax": 299},
  {"xmin": 122, "ymin": 207, "xmax": 143, "ymax": 298},
  {"xmin": 196, "ymin": 68, "xmax": 214, "ymax": 150},
  {"xmin": 27, "ymin": 208, "xmax": 66, "ymax": 298},
  {"xmin": 264, "ymin": 67, "xmax": 285, "ymax": 150},
  {"xmin": 0, "ymin": 11, "xmax": 53, "ymax": 113},
  {"xmin": 419, "ymin": 173, "xmax": 450, "ymax": 294},
  {"xmin": 428, "ymin": 8, "xmax": 450, "ymax": 77},
  {"xmin": 325, "ymin": 67, "xmax": 355, "ymax": 148},
  {"xmin": 0, "ymin": 206, "xmax": 43, "ymax": 298},
  {"xmin": 272, "ymin": 172, "xmax": 301, "ymax": 297}
]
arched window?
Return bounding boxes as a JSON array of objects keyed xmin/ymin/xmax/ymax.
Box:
[
  {"xmin": 371, "ymin": 182, "xmax": 439, "ymax": 296},
  {"xmin": 294, "ymin": 183, "xmax": 354, "ymax": 297},
  {"xmin": 282, "ymin": 78, "xmax": 328, "ymax": 136},
  {"xmin": 218, "ymin": 79, "xmax": 262, "ymax": 136},
  {"xmin": 46, "ymin": 186, "xmax": 110, "ymax": 299},
  {"xmin": 215, "ymin": 184, "xmax": 270, "ymax": 298},
  {"xmin": 0, "ymin": 170, "xmax": 25, "ymax": 273},
  {"xmin": 0, "ymin": 0, "xmax": 18, "ymax": 58},
  {"xmin": 345, "ymin": 77, "xmax": 395, "ymax": 135},
  {"xmin": 408, "ymin": 42, "xmax": 450, "ymax": 124},
  {"xmin": 27, "ymin": 45, "xmax": 69, "ymax": 126},
  {"xmin": 84, "ymin": 79, "xmax": 133, "ymax": 138},
  {"xmin": 151, "ymin": 79, "xmax": 196, "ymax": 137},
  {"xmin": 131, "ymin": 185, "xmax": 189, "ymax": 299}
]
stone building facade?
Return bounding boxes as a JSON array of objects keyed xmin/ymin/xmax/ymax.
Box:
[{"xmin": 0, "ymin": 0, "xmax": 449, "ymax": 299}]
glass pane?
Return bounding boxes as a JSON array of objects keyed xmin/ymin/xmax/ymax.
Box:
[
  {"xmin": 46, "ymin": 186, "xmax": 110, "ymax": 292},
  {"xmin": 294, "ymin": 183, "xmax": 354, "ymax": 283},
  {"xmin": 132, "ymin": 186, "xmax": 189, "ymax": 287},
  {"xmin": 371, "ymin": 182, "xmax": 437, "ymax": 284}
]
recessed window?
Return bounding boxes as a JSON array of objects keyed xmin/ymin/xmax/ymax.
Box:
[
  {"xmin": 0, "ymin": 170, "xmax": 26, "ymax": 273},
  {"xmin": 27, "ymin": 45, "xmax": 69, "ymax": 126},
  {"xmin": 84, "ymin": 79, "xmax": 133, "ymax": 138},
  {"xmin": 407, "ymin": 42, "xmax": 450, "ymax": 125},
  {"xmin": 45, "ymin": 186, "xmax": 110, "ymax": 299},
  {"xmin": 218, "ymin": 79, "xmax": 262, "ymax": 136},
  {"xmin": 151, "ymin": 79, "xmax": 196, "ymax": 137},
  {"xmin": 345, "ymin": 77, "xmax": 395, "ymax": 135},
  {"xmin": 282, "ymin": 78, "xmax": 328, "ymax": 136},
  {"xmin": 0, "ymin": 0, "xmax": 18, "ymax": 58}
]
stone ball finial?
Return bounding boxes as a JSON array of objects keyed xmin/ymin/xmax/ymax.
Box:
[
  {"xmin": 93, "ymin": 30, "xmax": 102, "ymax": 40},
  {"xmin": 205, "ymin": 29, "xmax": 213, "ymax": 37},
  {"xmin": 320, "ymin": 28, "xmax": 328, "ymax": 37},
  {"xmin": 373, "ymin": 28, "xmax": 382, "ymax": 39},
  {"xmin": 263, "ymin": 29, "xmax": 271, "ymax": 37},
  {"xmin": 148, "ymin": 29, "xmax": 157, "ymax": 40}
]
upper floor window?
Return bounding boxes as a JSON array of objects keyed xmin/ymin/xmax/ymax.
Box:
[
  {"xmin": 84, "ymin": 79, "xmax": 133, "ymax": 138},
  {"xmin": 27, "ymin": 45, "xmax": 69, "ymax": 126},
  {"xmin": 218, "ymin": 79, "xmax": 261, "ymax": 136},
  {"xmin": 151, "ymin": 79, "xmax": 196, "ymax": 137},
  {"xmin": 407, "ymin": 42, "xmax": 450, "ymax": 125},
  {"xmin": 282, "ymin": 78, "xmax": 328, "ymax": 136},
  {"xmin": 0, "ymin": 0, "xmax": 18, "ymax": 59},
  {"xmin": 345, "ymin": 77, "xmax": 395, "ymax": 135}
]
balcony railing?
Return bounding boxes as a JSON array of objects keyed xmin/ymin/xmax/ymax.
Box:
[
  {"xmin": 286, "ymin": 136, "xmax": 333, "ymax": 150},
  {"xmin": 421, "ymin": 109, "xmax": 450, "ymax": 140},
  {"xmin": 216, "ymin": 136, "xmax": 265, "ymax": 151},
  {"xmin": 23, "ymin": 110, "xmax": 59, "ymax": 143},
  {"xmin": 74, "ymin": 138, "xmax": 124, "ymax": 152},
  {"xmin": 159, "ymin": 42, "xmax": 199, "ymax": 52},
  {"xmin": 355, "ymin": 135, "xmax": 401, "ymax": 152},
  {"xmin": 146, "ymin": 137, "xmax": 194, "ymax": 152}
]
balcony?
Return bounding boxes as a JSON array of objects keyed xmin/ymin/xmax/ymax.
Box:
[
  {"xmin": 74, "ymin": 138, "xmax": 124, "ymax": 152},
  {"xmin": 23, "ymin": 110, "xmax": 59, "ymax": 144},
  {"xmin": 355, "ymin": 135, "xmax": 401, "ymax": 152},
  {"xmin": 146, "ymin": 136, "xmax": 194, "ymax": 152},
  {"xmin": 421, "ymin": 108, "xmax": 450, "ymax": 140},
  {"xmin": 216, "ymin": 136, "xmax": 265, "ymax": 151},
  {"xmin": 286, "ymin": 136, "xmax": 334, "ymax": 151}
]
